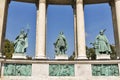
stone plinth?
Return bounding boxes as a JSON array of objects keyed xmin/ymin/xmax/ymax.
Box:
[
  {"xmin": 97, "ymin": 54, "xmax": 110, "ymax": 59},
  {"xmin": 12, "ymin": 53, "xmax": 27, "ymax": 59},
  {"xmin": 55, "ymin": 54, "xmax": 68, "ymax": 59},
  {"xmin": 0, "ymin": 59, "xmax": 120, "ymax": 80}
]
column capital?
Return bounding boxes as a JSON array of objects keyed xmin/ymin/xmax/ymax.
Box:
[
  {"xmin": 35, "ymin": 0, "xmax": 39, "ymax": 10},
  {"xmin": 7, "ymin": 0, "xmax": 11, "ymax": 4},
  {"xmin": 35, "ymin": 0, "xmax": 46, "ymax": 10},
  {"xmin": 115, "ymin": 0, "xmax": 120, "ymax": 2},
  {"xmin": 39, "ymin": 0, "xmax": 46, "ymax": 3},
  {"xmin": 71, "ymin": 0, "xmax": 76, "ymax": 15},
  {"xmin": 109, "ymin": 0, "xmax": 115, "ymax": 7},
  {"xmin": 72, "ymin": 0, "xmax": 76, "ymax": 9},
  {"xmin": 76, "ymin": 0, "xmax": 83, "ymax": 4}
]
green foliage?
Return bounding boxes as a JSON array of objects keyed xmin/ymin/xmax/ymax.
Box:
[
  {"xmin": 110, "ymin": 45, "xmax": 117, "ymax": 60},
  {"xmin": 67, "ymin": 45, "xmax": 117, "ymax": 60},
  {"xmin": 69, "ymin": 51, "xmax": 75, "ymax": 60},
  {"xmin": 2, "ymin": 39, "xmax": 14, "ymax": 59},
  {"xmin": 87, "ymin": 48, "xmax": 96, "ymax": 60},
  {"xmin": 26, "ymin": 55, "xmax": 32, "ymax": 60},
  {"xmin": 86, "ymin": 45, "xmax": 117, "ymax": 60}
]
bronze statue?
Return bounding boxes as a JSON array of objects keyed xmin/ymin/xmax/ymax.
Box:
[
  {"xmin": 14, "ymin": 26, "xmax": 29, "ymax": 53},
  {"xmin": 54, "ymin": 32, "xmax": 68, "ymax": 55},
  {"xmin": 91, "ymin": 29, "xmax": 112, "ymax": 55}
]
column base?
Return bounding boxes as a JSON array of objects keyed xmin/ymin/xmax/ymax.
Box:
[
  {"xmin": 76, "ymin": 56, "xmax": 87, "ymax": 59},
  {"xmin": 35, "ymin": 56, "xmax": 47, "ymax": 59},
  {"xmin": 12, "ymin": 53, "xmax": 27, "ymax": 59}
]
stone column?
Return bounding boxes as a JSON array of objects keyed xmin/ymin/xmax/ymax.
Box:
[
  {"xmin": 0, "ymin": 0, "xmax": 10, "ymax": 57},
  {"xmin": 114, "ymin": 0, "xmax": 120, "ymax": 58},
  {"xmin": 72, "ymin": 1, "xmax": 78, "ymax": 59},
  {"xmin": 35, "ymin": 0, "xmax": 46, "ymax": 59},
  {"xmin": 109, "ymin": 1, "xmax": 119, "ymax": 59},
  {"xmin": 76, "ymin": 0, "xmax": 86, "ymax": 59}
]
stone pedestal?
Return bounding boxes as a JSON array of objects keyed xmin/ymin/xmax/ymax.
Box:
[
  {"xmin": 1, "ymin": 60, "xmax": 120, "ymax": 80},
  {"xmin": 55, "ymin": 54, "xmax": 68, "ymax": 59},
  {"xmin": 12, "ymin": 53, "xmax": 27, "ymax": 59},
  {"xmin": 97, "ymin": 54, "xmax": 110, "ymax": 59}
]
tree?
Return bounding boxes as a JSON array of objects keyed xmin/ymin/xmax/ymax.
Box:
[
  {"xmin": 2, "ymin": 39, "xmax": 14, "ymax": 59},
  {"xmin": 69, "ymin": 51, "xmax": 75, "ymax": 60},
  {"xmin": 110, "ymin": 45, "xmax": 117, "ymax": 60},
  {"xmin": 88, "ymin": 48, "xmax": 96, "ymax": 60}
]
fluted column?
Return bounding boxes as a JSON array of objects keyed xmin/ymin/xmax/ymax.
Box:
[
  {"xmin": 114, "ymin": 0, "xmax": 120, "ymax": 58},
  {"xmin": 0, "ymin": 0, "xmax": 10, "ymax": 57},
  {"xmin": 76, "ymin": 0, "xmax": 86, "ymax": 59},
  {"xmin": 35, "ymin": 0, "xmax": 46, "ymax": 59}
]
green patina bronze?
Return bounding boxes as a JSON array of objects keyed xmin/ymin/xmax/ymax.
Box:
[
  {"xmin": 49, "ymin": 64, "xmax": 74, "ymax": 76},
  {"xmin": 91, "ymin": 29, "xmax": 112, "ymax": 55},
  {"xmin": 92, "ymin": 64, "xmax": 119, "ymax": 76},
  {"xmin": 4, "ymin": 63, "xmax": 32, "ymax": 76},
  {"xmin": 14, "ymin": 25, "xmax": 30, "ymax": 53},
  {"xmin": 54, "ymin": 32, "xmax": 68, "ymax": 55}
]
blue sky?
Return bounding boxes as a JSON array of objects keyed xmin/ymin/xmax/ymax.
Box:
[{"xmin": 5, "ymin": 1, "xmax": 114, "ymax": 59}]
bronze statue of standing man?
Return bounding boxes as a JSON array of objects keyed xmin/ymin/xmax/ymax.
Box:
[
  {"xmin": 54, "ymin": 32, "xmax": 68, "ymax": 55},
  {"xmin": 92, "ymin": 29, "xmax": 112, "ymax": 55}
]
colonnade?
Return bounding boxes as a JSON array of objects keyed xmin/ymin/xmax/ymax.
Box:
[{"xmin": 0, "ymin": 0, "xmax": 120, "ymax": 59}]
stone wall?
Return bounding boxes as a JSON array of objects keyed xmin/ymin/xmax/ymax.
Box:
[{"xmin": 0, "ymin": 59, "xmax": 120, "ymax": 80}]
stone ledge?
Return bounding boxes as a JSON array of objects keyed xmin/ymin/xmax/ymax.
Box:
[
  {"xmin": 1, "ymin": 76, "xmax": 120, "ymax": 80},
  {"xmin": 1, "ymin": 59, "xmax": 120, "ymax": 64}
]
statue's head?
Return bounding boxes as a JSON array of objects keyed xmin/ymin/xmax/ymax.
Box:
[
  {"xmin": 20, "ymin": 29, "xmax": 24, "ymax": 34},
  {"xmin": 99, "ymin": 30, "xmax": 104, "ymax": 35},
  {"xmin": 60, "ymin": 32, "xmax": 63, "ymax": 35}
]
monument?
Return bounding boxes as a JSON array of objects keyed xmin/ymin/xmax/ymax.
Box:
[
  {"xmin": 12, "ymin": 26, "xmax": 29, "ymax": 59},
  {"xmin": 91, "ymin": 29, "xmax": 112, "ymax": 59},
  {"xmin": 54, "ymin": 32, "xmax": 68, "ymax": 59},
  {"xmin": 0, "ymin": 0, "xmax": 120, "ymax": 80}
]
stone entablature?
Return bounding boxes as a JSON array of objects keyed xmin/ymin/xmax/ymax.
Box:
[{"xmin": 14, "ymin": 0, "xmax": 112, "ymax": 4}]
